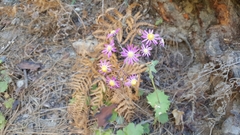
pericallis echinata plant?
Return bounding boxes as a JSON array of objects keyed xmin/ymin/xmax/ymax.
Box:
[{"xmin": 68, "ymin": 3, "xmax": 170, "ymax": 135}]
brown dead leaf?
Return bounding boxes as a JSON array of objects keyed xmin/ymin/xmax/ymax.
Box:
[
  {"xmin": 155, "ymin": 2, "xmax": 170, "ymax": 22},
  {"xmin": 82, "ymin": 9, "xmax": 88, "ymax": 19},
  {"xmin": 95, "ymin": 104, "xmax": 117, "ymax": 127},
  {"xmin": 172, "ymin": 109, "xmax": 184, "ymax": 125},
  {"xmin": 17, "ymin": 61, "xmax": 42, "ymax": 71}
]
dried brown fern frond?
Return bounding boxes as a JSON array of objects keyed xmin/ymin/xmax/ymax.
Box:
[
  {"xmin": 125, "ymin": 2, "xmax": 142, "ymax": 16},
  {"xmin": 93, "ymin": 2, "xmax": 154, "ymax": 45},
  {"xmin": 90, "ymin": 79, "xmax": 106, "ymax": 114},
  {"xmin": 111, "ymin": 89, "xmax": 135, "ymax": 122},
  {"xmin": 68, "ymin": 90, "xmax": 90, "ymax": 134},
  {"xmin": 123, "ymin": 62, "xmax": 147, "ymax": 75}
]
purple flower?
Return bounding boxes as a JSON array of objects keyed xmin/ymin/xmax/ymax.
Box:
[
  {"xmin": 98, "ymin": 60, "xmax": 111, "ymax": 75},
  {"xmin": 107, "ymin": 28, "xmax": 120, "ymax": 39},
  {"xmin": 102, "ymin": 40, "xmax": 117, "ymax": 57},
  {"xmin": 159, "ymin": 38, "xmax": 165, "ymax": 47},
  {"xmin": 141, "ymin": 44, "xmax": 152, "ymax": 57},
  {"xmin": 121, "ymin": 44, "xmax": 140, "ymax": 65},
  {"xmin": 107, "ymin": 76, "xmax": 120, "ymax": 89},
  {"xmin": 141, "ymin": 29, "xmax": 162, "ymax": 45},
  {"xmin": 125, "ymin": 75, "xmax": 138, "ymax": 87}
]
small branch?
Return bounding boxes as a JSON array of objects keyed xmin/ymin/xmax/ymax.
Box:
[{"xmin": 23, "ymin": 69, "xmax": 28, "ymax": 89}]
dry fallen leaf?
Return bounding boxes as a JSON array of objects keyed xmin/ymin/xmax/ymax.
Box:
[
  {"xmin": 156, "ymin": 2, "xmax": 170, "ymax": 22},
  {"xmin": 95, "ymin": 104, "xmax": 117, "ymax": 127},
  {"xmin": 172, "ymin": 109, "xmax": 184, "ymax": 125},
  {"xmin": 17, "ymin": 61, "xmax": 42, "ymax": 71},
  {"xmin": 82, "ymin": 9, "xmax": 88, "ymax": 19}
]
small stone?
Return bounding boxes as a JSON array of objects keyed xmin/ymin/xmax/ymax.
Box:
[
  {"xmin": 16, "ymin": 80, "xmax": 24, "ymax": 88},
  {"xmin": 75, "ymin": 8, "xmax": 81, "ymax": 12},
  {"xmin": 205, "ymin": 37, "xmax": 223, "ymax": 57},
  {"xmin": 43, "ymin": 103, "xmax": 51, "ymax": 108}
]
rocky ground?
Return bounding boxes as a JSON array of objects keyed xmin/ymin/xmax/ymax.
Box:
[{"xmin": 0, "ymin": 0, "xmax": 240, "ymax": 134}]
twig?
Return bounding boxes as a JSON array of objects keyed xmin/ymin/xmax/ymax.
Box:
[
  {"xmin": 23, "ymin": 69, "xmax": 28, "ymax": 89},
  {"xmin": 102, "ymin": 0, "xmax": 104, "ymax": 14},
  {"xmin": 72, "ymin": 9, "xmax": 86, "ymax": 30},
  {"xmin": 138, "ymin": 117, "xmax": 154, "ymax": 125}
]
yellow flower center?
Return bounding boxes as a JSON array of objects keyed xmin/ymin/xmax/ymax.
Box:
[
  {"xmin": 109, "ymin": 80, "xmax": 115, "ymax": 86},
  {"xmin": 131, "ymin": 79, "xmax": 137, "ymax": 86},
  {"xmin": 110, "ymin": 30, "xmax": 116, "ymax": 34},
  {"xmin": 147, "ymin": 34, "xmax": 154, "ymax": 40},
  {"xmin": 127, "ymin": 51, "xmax": 134, "ymax": 58},
  {"xmin": 107, "ymin": 45, "xmax": 112, "ymax": 51},
  {"xmin": 143, "ymin": 48, "xmax": 149, "ymax": 54},
  {"xmin": 101, "ymin": 65, "xmax": 108, "ymax": 72}
]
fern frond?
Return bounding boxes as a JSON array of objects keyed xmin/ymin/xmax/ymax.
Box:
[
  {"xmin": 105, "ymin": 13, "xmax": 118, "ymax": 24},
  {"xmin": 133, "ymin": 12, "xmax": 142, "ymax": 22},
  {"xmin": 90, "ymin": 79, "xmax": 105, "ymax": 114},
  {"xmin": 123, "ymin": 63, "xmax": 147, "ymax": 75},
  {"xmin": 126, "ymin": 2, "xmax": 141, "ymax": 16},
  {"xmin": 68, "ymin": 90, "xmax": 90, "ymax": 134}
]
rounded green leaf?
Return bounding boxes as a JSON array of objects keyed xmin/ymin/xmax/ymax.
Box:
[{"xmin": 0, "ymin": 81, "xmax": 8, "ymax": 92}]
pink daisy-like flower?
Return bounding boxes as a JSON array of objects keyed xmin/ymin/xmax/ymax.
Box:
[
  {"xmin": 107, "ymin": 28, "xmax": 120, "ymax": 39},
  {"xmin": 121, "ymin": 44, "xmax": 140, "ymax": 65},
  {"xmin": 141, "ymin": 44, "xmax": 152, "ymax": 57},
  {"xmin": 141, "ymin": 29, "xmax": 162, "ymax": 45},
  {"xmin": 107, "ymin": 76, "xmax": 120, "ymax": 89},
  {"xmin": 125, "ymin": 75, "xmax": 138, "ymax": 87},
  {"xmin": 98, "ymin": 60, "xmax": 111, "ymax": 75},
  {"xmin": 102, "ymin": 40, "xmax": 117, "ymax": 57},
  {"xmin": 159, "ymin": 38, "xmax": 165, "ymax": 47}
]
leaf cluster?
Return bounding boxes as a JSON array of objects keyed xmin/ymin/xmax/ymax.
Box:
[{"xmin": 147, "ymin": 90, "xmax": 170, "ymax": 124}]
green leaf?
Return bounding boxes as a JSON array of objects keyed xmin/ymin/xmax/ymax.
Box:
[
  {"xmin": 109, "ymin": 111, "xmax": 118, "ymax": 122},
  {"xmin": 157, "ymin": 113, "xmax": 169, "ymax": 124},
  {"xmin": 116, "ymin": 130, "xmax": 125, "ymax": 135},
  {"xmin": 103, "ymin": 129, "xmax": 112, "ymax": 135},
  {"xmin": 91, "ymin": 106, "xmax": 98, "ymax": 111},
  {"xmin": 146, "ymin": 60, "xmax": 158, "ymax": 73},
  {"xmin": 116, "ymin": 116, "xmax": 124, "ymax": 125},
  {"xmin": 96, "ymin": 128, "xmax": 112, "ymax": 135},
  {"xmin": 142, "ymin": 123, "xmax": 150, "ymax": 134},
  {"xmin": 1, "ymin": 70, "xmax": 11, "ymax": 83},
  {"xmin": 147, "ymin": 89, "xmax": 170, "ymax": 124},
  {"xmin": 117, "ymin": 123, "xmax": 144, "ymax": 135},
  {"xmin": 71, "ymin": 0, "xmax": 76, "ymax": 5},
  {"xmin": 138, "ymin": 89, "xmax": 144, "ymax": 96},
  {"xmin": 0, "ymin": 112, "xmax": 6, "ymax": 129},
  {"xmin": 69, "ymin": 98, "xmax": 76, "ymax": 104},
  {"xmin": 4, "ymin": 98, "xmax": 14, "ymax": 109},
  {"xmin": 0, "ymin": 81, "xmax": 8, "ymax": 92},
  {"xmin": 1, "ymin": 70, "xmax": 7, "ymax": 75},
  {"xmin": 147, "ymin": 89, "xmax": 170, "ymax": 114},
  {"xmin": 125, "ymin": 123, "xmax": 144, "ymax": 135},
  {"xmin": 155, "ymin": 18, "xmax": 163, "ymax": 25},
  {"xmin": 91, "ymin": 84, "xmax": 98, "ymax": 90}
]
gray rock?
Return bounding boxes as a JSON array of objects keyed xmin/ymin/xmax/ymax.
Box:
[
  {"xmin": 222, "ymin": 115, "xmax": 240, "ymax": 135},
  {"xmin": 205, "ymin": 37, "xmax": 223, "ymax": 57}
]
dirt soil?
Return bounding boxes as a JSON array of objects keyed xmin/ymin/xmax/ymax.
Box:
[{"xmin": 0, "ymin": 0, "xmax": 240, "ymax": 135}]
